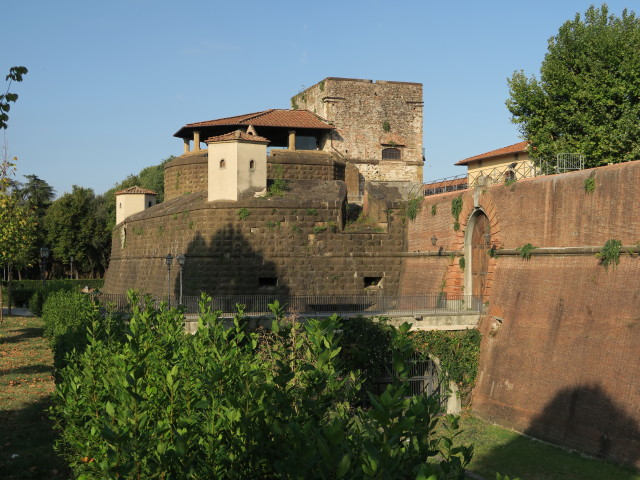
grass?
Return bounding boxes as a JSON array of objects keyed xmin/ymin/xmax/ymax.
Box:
[
  {"xmin": 457, "ymin": 413, "xmax": 640, "ymax": 480},
  {"xmin": 0, "ymin": 315, "xmax": 69, "ymax": 479}
]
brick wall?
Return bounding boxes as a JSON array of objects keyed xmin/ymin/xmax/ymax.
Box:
[
  {"xmin": 293, "ymin": 77, "xmax": 423, "ymax": 183},
  {"xmin": 402, "ymin": 161, "xmax": 640, "ymax": 468}
]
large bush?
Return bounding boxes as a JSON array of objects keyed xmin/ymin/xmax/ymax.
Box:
[
  {"xmin": 42, "ymin": 289, "xmax": 123, "ymax": 371},
  {"xmin": 52, "ymin": 294, "xmax": 473, "ymax": 479}
]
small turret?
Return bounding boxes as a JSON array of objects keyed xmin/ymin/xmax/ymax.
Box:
[{"xmin": 115, "ymin": 186, "xmax": 157, "ymax": 225}]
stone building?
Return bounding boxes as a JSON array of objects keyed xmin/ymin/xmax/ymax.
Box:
[{"xmin": 103, "ymin": 77, "xmax": 422, "ymax": 297}]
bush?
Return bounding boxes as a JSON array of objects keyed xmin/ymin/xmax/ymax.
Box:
[
  {"xmin": 42, "ymin": 290, "xmax": 123, "ymax": 371},
  {"xmin": 52, "ymin": 295, "xmax": 473, "ymax": 479}
]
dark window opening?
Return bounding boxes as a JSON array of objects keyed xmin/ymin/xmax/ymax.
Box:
[
  {"xmin": 382, "ymin": 147, "xmax": 401, "ymax": 160},
  {"xmin": 219, "ymin": 159, "xmax": 226, "ymax": 169},
  {"xmin": 295, "ymin": 135, "xmax": 319, "ymax": 150},
  {"xmin": 148, "ymin": 201, "xmax": 153, "ymax": 207},
  {"xmin": 258, "ymin": 277, "xmax": 278, "ymax": 288},
  {"xmin": 364, "ymin": 276, "xmax": 383, "ymax": 288},
  {"xmin": 249, "ymin": 159, "xmax": 255, "ymax": 170}
]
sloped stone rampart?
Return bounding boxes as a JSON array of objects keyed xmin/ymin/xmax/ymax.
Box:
[{"xmin": 103, "ymin": 181, "xmax": 407, "ymax": 298}]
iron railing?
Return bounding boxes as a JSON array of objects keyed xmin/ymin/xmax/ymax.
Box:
[
  {"xmin": 423, "ymin": 174, "xmax": 468, "ymax": 196},
  {"xmin": 96, "ymin": 293, "xmax": 483, "ymax": 317}
]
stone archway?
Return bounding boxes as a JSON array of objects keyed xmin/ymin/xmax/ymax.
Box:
[{"xmin": 464, "ymin": 210, "xmax": 491, "ymax": 306}]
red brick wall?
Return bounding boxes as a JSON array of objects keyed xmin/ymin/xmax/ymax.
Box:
[{"xmin": 402, "ymin": 161, "xmax": 640, "ymax": 467}]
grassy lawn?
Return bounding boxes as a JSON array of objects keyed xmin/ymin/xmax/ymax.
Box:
[
  {"xmin": 458, "ymin": 413, "xmax": 640, "ymax": 480},
  {"xmin": 0, "ymin": 315, "xmax": 69, "ymax": 479}
]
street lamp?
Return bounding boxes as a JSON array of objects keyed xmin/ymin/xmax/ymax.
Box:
[
  {"xmin": 69, "ymin": 256, "xmax": 74, "ymax": 280},
  {"xmin": 484, "ymin": 231, "xmax": 491, "ymax": 246},
  {"xmin": 165, "ymin": 254, "xmax": 173, "ymax": 306},
  {"xmin": 39, "ymin": 247, "xmax": 50, "ymax": 286},
  {"xmin": 176, "ymin": 254, "xmax": 186, "ymax": 305}
]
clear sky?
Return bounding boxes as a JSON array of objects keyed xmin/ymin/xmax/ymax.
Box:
[{"xmin": 2, "ymin": 1, "xmax": 634, "ymax": 197}]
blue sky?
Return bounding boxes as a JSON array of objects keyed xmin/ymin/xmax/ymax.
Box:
[{"xmin": 2, "ymin": 1, "xmax": 634, "ymax": 197}]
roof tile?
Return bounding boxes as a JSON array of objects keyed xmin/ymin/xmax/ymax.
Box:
[{"xmin": 455, "ymin": 141, "xmax": 528, "ymax": 166}]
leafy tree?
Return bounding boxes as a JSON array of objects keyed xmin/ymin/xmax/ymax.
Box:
[
  {"xmin": 0, "ymin": 66, "xmax": 28, "ymax": 130},
  {"xmin": 507, "ymin": 4, "xmax": 640, "ymax": 167},
  {"xmin": 0, "ymin": 157, "xmax": 37, "ymax": 322},
  {"xmin": 44, "ymin": 186, "xmax": 108, "ymax": 278},
  {"xmin": 16, "ymin": 174, "xmax": 55, "ymax": 213}
]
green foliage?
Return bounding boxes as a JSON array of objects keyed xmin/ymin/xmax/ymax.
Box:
[
  {"xmin": 42, "ymin": 290, "xmax": 119, "ymax": 371},
  {"xmin": 0, "ymin": 66, "xmax": 28, "ymax": 130},
  {"xmin": 290, "ymin": 224, "xmax": 302, "ymax": 234},
  {"xmin": 52, "ymin": 298, "xmax": 473, "ymax": 479},
  {"xmin": 507, "ymin": 5, "xmax": 640, "ymax": 167},
  {"xmin": 44, "ymin": 185, "xmax": 108, "ymax": 277},
  {"xmin": 266, "ymin": 221, "xmax": 281, "ymax": 231},
  {"xmin": 488, "ymin": 247, "xmax": 498, "ymax": 258},
  {"xmin": 267, "ymin": 164, "xmax": 288, "ymax": 197},
  {"xmin": 596, "ymin": 238, "xmax": 622, "ymax": 269},
  {"xmin": 404, "ymin": 195, "xmax": 423, "ymax": 222},
  {"xmin": 306, "ymin": 208, "xmax": 318, "ymax": 216},
  {"xmin": 458, "ymin": 257, "xmax": 465, "ymax": 271},
  {"xmin": 313, "ymin": 225, "xmax": 328, "ymax": 234},
  {"xmin": 6, "ymin": 279, "xmax": 103, "ymax": 309},
  {"xmin": 451, "ymin": 196, "xmax": 463, "ymax": 231},
  {"xmin": 319, "ymin": 80, "xmax": 325, "ymax": 92},
  {"xmin": 237, "ymin": 207, "xmax": 250, "ymax": 220},
  {"xmin": 432, "ymin": 204, "xmax": 437, "ymax": 216},
  {"xmin": 504, "ymin": 178, "xmax": 517, "ymax": 187},
  {"xmin": 382, "ymin": 120, "xmax": 391, "ymax": 132},
  {"xmin": 584, "ymin": 176, "xmax": 596, "ymax": 193},
  {"xmin": 516, "ymin": 243, "xmax": 537, "ymax": 260},
  {"xmin": 291, "ymin": 97, "xmax": 299, "ymax": 110}
]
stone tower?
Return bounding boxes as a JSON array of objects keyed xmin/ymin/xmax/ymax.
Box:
[{"xmin": 115, "ymin": 186, "xmax": 157, "ymax": 225}]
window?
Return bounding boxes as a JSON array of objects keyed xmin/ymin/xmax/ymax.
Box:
[
  {"xmin": 258, "ymin": 277, "xmax": 278, "ymax": 288},
  {"xmin": 382, "ymin": 147, "xmax": 401, "ymax": 160},
  {"xmin": 219, "ymin": 159, "xmax": 226, "ymax": 169},
  {"xmin": 364, "ymin": 276, "xmax": 383, "ymax": 288},
  {"xmin": 249, "ymin": 159, "xmax": 255, "ymax": 170},
  {"xmin": 148, "ymin": 201, "xmax": 153, "ymax": 208}
]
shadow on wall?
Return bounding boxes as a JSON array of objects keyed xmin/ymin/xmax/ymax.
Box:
[
  {"xmin": 473, "ymin": 384, "xmax": 640, "ymax": 477},
  {"xmin": 176, "ymin": 224, "xmax": 290, "ymax": 299}
]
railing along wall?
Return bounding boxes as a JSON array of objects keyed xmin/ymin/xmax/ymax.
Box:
[{"xmin": 95, "ymin": 293, "xmax": 483, "ymax": 317}]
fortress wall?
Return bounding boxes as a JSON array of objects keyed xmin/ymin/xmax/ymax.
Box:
[
  {"xmin": 103, "ymin": 187, "xmax": 407, "ymax": 298},
  {"xmin": 295, "ymin": 77, "xmax": 423, "ymax": 180},
  {"xmin": 164, "ymin": 151, "xmax": 208, "ymax": 201},
  {"xmin": 402, "ymin": 161, "xmax": 640, "ymax": 467},
  {"xmin": 267, "ymin": 150, "xmax": 345, "ymax": 181}
]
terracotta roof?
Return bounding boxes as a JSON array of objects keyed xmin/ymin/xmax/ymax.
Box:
[
  {"xmin": 205, "ymin": 130, "xmax": 270, "ymax": 144},
  {"xmin": 423, "ymin": 177, "xmax": 468, "ymax": 190},
  {"xmin": 175, "ymin": 109, "xmax": 333, "ymax": 137},
  {"xmin": 115, "ymin": 186, "xmax": 157, "ymax": 195},
  {"xmin": 455, "ymin": 141, "xmax": 528, "ymax": 166}
]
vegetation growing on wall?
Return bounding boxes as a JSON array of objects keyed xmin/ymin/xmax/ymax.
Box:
[
  {"xmin": 268, "ymin": 165, "xmax": 288, "ymax": 196},
  {"xmin": 451, "ymin": 196, "xmax": 463, "ymax": 231},
  {"xmin": 382, "ymin": 121, "xmax": 391, "ymax": 132},
  {"xmin": 237, "ymin": 208, "xmax": 250, "ymax": 220},
  {"xmin": 596, "ymin": 238, "xmax": 622, "ymax": 269},
  {"xmin": 584, "ymin": 176, "xmax": 596, "ymax": 193},
  {"xmin": 516, "ymin": 243, "xmax": 537, "ymax": 260},
  {"xmin": 431, "ymin": 204, "xmax": 437, "ymax": 216}
]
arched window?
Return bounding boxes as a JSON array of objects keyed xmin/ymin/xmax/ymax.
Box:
[
  {"xmin": 219, "ymin": 159, "xmax": 226, "ymax": 169},
  {"xmin": 249, "ymin": 159, "xmax": 255, "ymax": 170},
  {"xmin": 382, "ymin": 147, "xmax": 401, "ymax": 160}
]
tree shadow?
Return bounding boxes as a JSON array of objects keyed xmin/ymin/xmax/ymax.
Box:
[
  {"xmin": 0, "ymin": 364, "xmax": 53, "ymax": 377},
  {"xmin": 472, "ymin": 384, "xmax": 640, "ymax": 478},
  {"xmin": 177, "ymin": 224, "xmax": 290, "ymax": 301},
  {"xmin": 0, "ymin": 396, "xmax": 70, "ymax": 479},
  {"xmin": 0, "ymin": 327, "xmax": 44, "ymax": 344}
]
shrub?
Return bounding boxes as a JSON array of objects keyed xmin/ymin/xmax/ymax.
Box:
[
  {"xmin": 596, "ymin": 238, "xmax": 622, "ymax": 269},
  {"xmin": 42, "ymin": 290, "xmax": 97, "ymax": 370},
  {"xmin": 516, "ymin": 243, "xmax": 537, "ymax": 260},
  {"xmin": 52, "ymin": 296, "xmax": 473, "ymax": 479}
]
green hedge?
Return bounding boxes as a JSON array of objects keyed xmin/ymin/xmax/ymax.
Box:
[
  {"xmin": 4, "ymin": 279, "xmax": 104, "ymax": 314},
  {"xmin": 52, "ymin": 295, "xmax": 473, "ymax": 479}
]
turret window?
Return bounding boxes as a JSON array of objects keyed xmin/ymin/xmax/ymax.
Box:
[
  {"xmin": 382, "ymin": 147, "xmax": 401, "ymax": 160},
  {"xmin": 219, "ymin": 159, "xmax": 226, "ymax": 169},
  {"xmin": 249, "ymin": 159, "xmax": 255, "ymax": 170}
]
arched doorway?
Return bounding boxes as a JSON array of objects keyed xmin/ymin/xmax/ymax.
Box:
[{"xmin": 466, "ymin": 211, "xmax": 490, "ymax": 306}]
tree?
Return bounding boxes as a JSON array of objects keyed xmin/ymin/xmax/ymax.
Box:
[
  {"xmin": 0, "ymin": 158, "xmax": 37, "ymax": 323},
  {"xmin": 44, "ymin": 186, "xmax": 107, "ymax": 278},
  {"xmin": 16, "ymin": 174, "xmax": 55, "ymax": 213},
  {"xmin": 0, "ymin": 66, "xmax": 28, "ymax": 130},
  {"xmin": 507, "ymin": 4, "xmax": 640, "ymax": 167}
]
